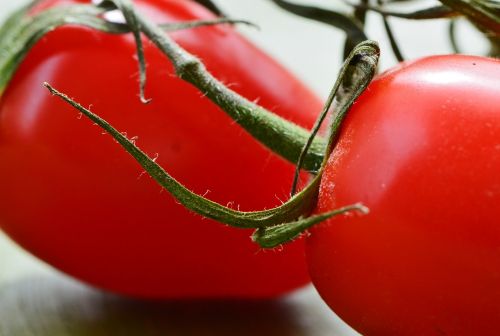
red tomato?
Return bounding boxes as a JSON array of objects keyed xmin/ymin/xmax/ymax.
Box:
[
  {"xmin": 307, "ymin": 55, "xmax": 500, "ymax": 335},
  {"xmin": 0, "ymin": 0, "xmax": 321, "ymax": 298}
]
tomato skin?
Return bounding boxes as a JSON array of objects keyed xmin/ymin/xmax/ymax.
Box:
[
  {"xmin": 306, "ymin": 55, "xmax": 500, "ymax": 335},
  {"xmin": 0, "ymin": 0, "xmax": 321, "ymax": 298}
]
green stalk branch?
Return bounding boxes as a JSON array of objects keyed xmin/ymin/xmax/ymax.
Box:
[
  {"xmin": 106, "ymin": 0, "xmax": 151, "ymax": 103},
  {"xmin": 448, "ymin": 19, "xmax": 462, "ymax": 53},
  {"xmin": 344, "ymin": 3, "xmax": 459, "ymax": 20},
  {"xmin": 118, "ymin": 0, "xmax": 326, "ymax": 172},
  {"xmin": 158, "ymin": 18, "xmax": 258, "ymax": 32},
  {"xmin": 268, "ymin": 0, "xmax": 367, "ymax": 57},
  {"xmin": 273, "ymin": 0, "xmax": 499, "ymax": 59},
  {"xmin": 438, "ymin": 0, "xmax": 500, "ymax": 36},
  {"xmin": 439, "ymin": 0, "xmax": 500, "ymax": 55},
  {"xmin": 193, "ymin": 0, "xmax": 226, "ymax": 17},
  {"xmin": 99, "ymin": 0, "xmax": 254, "ymax": 103},
  {"xmin": 381, "ymin": 16, "xmax": 405, "ymax": 62}
]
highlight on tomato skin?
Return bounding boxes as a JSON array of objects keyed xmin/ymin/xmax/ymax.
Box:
[
  {"xmin": 306, "ymin": 55, "xmax": 500, "ymax": 336},
  {"xmin": 0, "ymin": 0, "xmax": 322, "ymax": 299}
]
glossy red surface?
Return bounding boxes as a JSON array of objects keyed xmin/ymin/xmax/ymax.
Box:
[
  {"xmin": 0, "ymin": 0, "xmax": 321, "ymax": 298},
  {"xmin": 306, "ymin": 55, "xmax": 500, "ymax": 335}
]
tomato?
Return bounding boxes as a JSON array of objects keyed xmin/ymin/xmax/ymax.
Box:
[
  {"xmin": 0, "ymin": 0, "xmax": 321, "ymax": 298},
  {"xmin": 306, "ymin": 55, "xmax": 500, "ymax": 335}
]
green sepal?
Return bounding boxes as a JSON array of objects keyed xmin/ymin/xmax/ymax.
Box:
[
  {"xmin": 254, "ymin": 40, "xmax": 379, "ymax": 247},
  {"xmin": 44, "ymin": 81, "xmax": 320, "ymax": 229},
  {"xmin": 253, "ymin": 204, "xmax": 369, "ymax": 248}
]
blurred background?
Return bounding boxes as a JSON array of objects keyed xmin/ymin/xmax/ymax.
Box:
[{"xmin": 0, "ymin": 1, "xmax": 488, "ymax": 335}]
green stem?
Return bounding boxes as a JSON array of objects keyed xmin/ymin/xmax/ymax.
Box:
[
  {"xmin": 106, "ymin": 0, "xmax": 151, "ymax": 104},
  {"xmin": 381, "ymin": 16, "xmax": 405, "ymax": 62},
  {"xmin": 43, "ymin": 82, "xmax": 320, "ymax": 229},
  {"xmin": 123, "ymin": 1, "xmax": 326, "ymax": 172},
  {"xmin": 345, "ymin": 0, "xmax": 500, "ymax": 58},
  {"xmin": 448, "ymin": 19, "xmax": 461, "ymax": 53}
]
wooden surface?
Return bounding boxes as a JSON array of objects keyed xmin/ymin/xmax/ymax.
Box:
[{"xmin": 0, "ymin": 233, "xmax": 358, "ymax": 336}]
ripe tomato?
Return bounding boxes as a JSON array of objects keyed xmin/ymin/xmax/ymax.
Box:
[
  {"xmin": 306, "ymin": 55, "xmax": 500, "ymax": 335},
  {"xmin": 0, "ymin": 0, "xmax": 321, "ymax": 298}
]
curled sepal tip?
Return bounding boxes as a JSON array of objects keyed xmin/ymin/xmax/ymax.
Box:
[{"xmin": 252, "ymin": 204, "xmax": 369, "ymax": 249}]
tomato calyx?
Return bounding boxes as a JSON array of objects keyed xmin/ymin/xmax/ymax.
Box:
[{"xmin": 44, "ymin": 39, "xmax": 379, "ymax": 248}]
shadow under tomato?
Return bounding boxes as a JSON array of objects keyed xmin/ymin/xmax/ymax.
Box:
[{"xmin": 0, "ymin": 274, "xmax": 355, "ymax": 336}]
